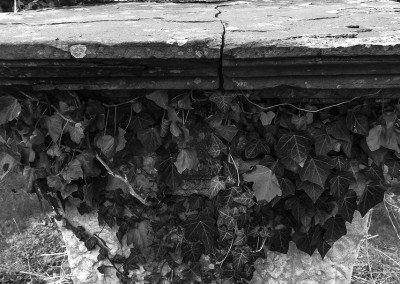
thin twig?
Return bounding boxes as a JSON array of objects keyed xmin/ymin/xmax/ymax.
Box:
[
  {"xmin": 102, "ymin": 97, "xmax": 143, "ymax": 108},
  {"xmin": 13, "ymin": 218, "xmax": 33, "ymax": 284},
  {"xmin": 216, "ymin": 238, "xmax": 234, "ymax": 265},
  {"xmin": 244, "ymin": 89, "xmax": 382, "ymax": 113},
  {"xmin": 229, "ymin": 153, "xmax": 240, "ymax": 186},
  {"xmin": 251, "ymin": 238, "xmax": 266, "ymax": 253},
  {"xmin": 95, "ymin": 154, "xmax": 149, "ymax": 206}
]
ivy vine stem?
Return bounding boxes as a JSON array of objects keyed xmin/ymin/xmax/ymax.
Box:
[
  {"xmin": 244, "ymin": 89, "xmax": 382, "ymax": 113},
  {"xmin": 95, "ymin": 154, "xmax": 149, "ymax": 206}
]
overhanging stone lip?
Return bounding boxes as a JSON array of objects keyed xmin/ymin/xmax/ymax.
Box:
[
  {"xmin": 220, "ymin": 0, "xmax": 400, "ymax": 90},
  {"xmin": 2, "ymin": 0, "xmax": 400, "ymax": 91}
]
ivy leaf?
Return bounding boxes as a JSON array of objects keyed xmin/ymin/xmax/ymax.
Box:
[
  {"xmin": 96, "ymin": 135, "xmax": 115, "ymax": 158},
  {"xmin": 182, "ymin": 216, "xmax": 218, "ymax": 254},
  {"xmin": 146, "ymin": 90, "xmax": 168, "ymax": 109},
  {"xmin": 208, "ymin": 133, "xmax": 227, "ymax": 158},
  {"xmin": 367, "ymin": 125, "xmax": 400, "ymax": 153},
  {"xmin": 115, "ymin": 127, "xmax": 126, "ymax": 152},
  {"xmin": 242, "ymin": 165, "xmax": 282, "ymax": 202},
  {"xmin": 338, "ymin": 190, "xmax": 357, "ymax": 222},
  {"xmin": 233, "ymin": 228, "xmax": 246, "ymax": 246},
  {"xmin": 158, "ymin": 146, "xmax": 182, "ymax": 190},
  {"xmin": 292, "ymin": 229, "xmax": 316, "ymax": 256},
  {"xmin": 358, "ymin": 183, "xmax": 386, "ymax": 217},
  {"xmin": 126, "ymin": 220, "xmax": 153, "ymax": 253},
  {"xmin": 177, "ymin": 94, "xmax": 193, "ymax": 110},
  {"xmin": 76, "ymin": 151, "xmax": 101, "ymax": 178},
  {"xmin": 0, "ymin": 96, "xmax": 21, "ymax": 125},
  {"xmin": 260, "ymin": 155, "xmax": 284, "ymax": 176},
  {"xmin": 346, "ymin": 110, "xmax": 369, "ymax": 136},
  {"xmin": 215, "ymin": 125, "xmax": 238, "ymax": 142},
  {"xmin": 276, "ymin": 132, "xmax": 311, "ymax": 166},
  {"xmin": 209, "ymin": 92, "xmax": 236, "ymax": 113},
  {"xmin": 298, "ymin": 181, "xmax": 324, "ymax": 203},
  {"xmin": 313, "ymin": 129, "xmax": 333, "ymax": 156},
  {"xmin": 138, "ymin": 127, "xmax": 162, "ymax": 152},
  {"xmin": 129, "ymin": 113, "xmax": 155, "ymax": 132},
  {"xmin": 299, "ymin": 156, "xmax": 334, "ymax": 187},
  {"xmin": 332, "ymin": 156, "xmax": 349, "ymax": 172},
  {"xmin": 217, "ymin": 207, "xmax": 239, "ymax": 230},
  {"xmin": 269, "ymin": 228, "xmax": 291, "ymax": 254},
  {"xmin": 285, "ymin": 197, "xmax": 306, "ymax": 223},
  {"xmin": 182, "ymin": 242, "xmax": 204, "ymax": 262},
  {"xmin": 363, "ymin": 164, "xmax": 385, "ymax": 183},
  {"xmin": 231, "ymin": 248, "xmax": 249, "ymax": 271},
  {"xmin": 209, "ymin": 176, "xmax": 226, "ymax": 199},
  {"xmin": 61, "ymin": 159, "xmax": 83, "ymax": 183},
  {"xmin": 326, "ymin": 119, "xmax": 352, "ymax": 143},
  {"xmin": 278, "ymin": 177, "xmax": 295, "ymax": 197},
  {"xmin": 174, "ymin": 148, "xmax": 199, "ymax": 174},
  {"xmin": 45, "ymin": 115, "xmax": 63, "ymax": 143},
  {"xmin": 218, "ymin": 226, "xmax": 235, "ymax": 242},
  {"xmin": 160, "ymin": 118, "xmax": 171, "ymax": 138},
  {"xmin": 259, "ymin": 111, "xmax": 275, "ymax": 126},
  {"xmin": 385, "ymin": 159, "xmax": 400, "ymax": 179},
  {"xmin": 66, "ymin": 122, "xmax": 85, "ymax": 144},
  {"xmin": 233, "ymin": 191, "xmax": 255, "ymax": 208},
  {"xmin": 311, "ymin": 226, "xmax": 331, "ymax": 259},
  {"xmin": 329, "ymin": 172, "xmax": 355, "ymax": 199},
  {"xmin": 323, "ymin": 215, "xmax": 347, "ymax": 243},
  {"xmin": 245, "ymin": 139, "xmax": 270, "ymax": 159}
]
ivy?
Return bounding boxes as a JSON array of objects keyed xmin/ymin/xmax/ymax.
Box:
[{"xmin": 0, "ymin": 89, "xmax": 398, "ymax": 283}]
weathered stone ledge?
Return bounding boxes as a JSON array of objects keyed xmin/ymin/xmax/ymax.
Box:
[{"xmin": 1, "ymin": 0, "xmax": 400, "ymax": 91}]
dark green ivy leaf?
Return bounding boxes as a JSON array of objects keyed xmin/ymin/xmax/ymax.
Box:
[
  {"xmin": 323, "ymin": 215, "xmax": 347, "ymax": 243},
  {"xmin": 285, "ymin": 197, "xmax": 306, "ymax": 223},
  {"xmin": 311, "ymin": 226, "xmax": 331, "ymax": 259},
  {"xmin": 276, "ymin": 132, "xmax": 311, "ymax": 165},
  {"xmin": 292, "ymin": 228, "xmax": 316, "ymax": 256},
  {"xmin": 209, "ymin": 133, "xmax": 227, "ymax": 158},
  {"xmin": 331, "ymin": 156, "xmax": 349, "ymax": 172},
  {"xmin": 313, "ymin": 129, "xmax": 333, "ymax": 156},
  {"xmin": 358, "ymin": 183, "xmax": 386, "ymax": 217},
  {"xmin": 346, "ymin": 110, "xmax": 369, "ymax": 136},
  {"xmin": 298, "ymin": 181, "xmax": 324, "ymax": 203},
  {"xmin": 129, "ymin": 113, "xmax": 155, "ymax": 132},
  {"xmin": 209, "ymin": 92, "xmax": 237, "ymax": 113},
  {"xmin": 231, "ymin": 247, "xmax": 249, "ymax": 271},
  {"xmin": 138, "ymin": 127, "xmax": 162, "ymax": 152},
  {"xmin": 385, "ymin": 159, "xmax": 400, "ymax": 179},
  {"xmin": 158, "ymin": 146, "xmax": 182, "ymax": 190},
  {"xmin": 182, "ymin": 215, "xmax": 218, "ymax": 254},
  {"xmin": 182, "ymin": 242, "xmax": 204, "ymax": 262},
  {"xmin": 329, "ymin": 172, "xmax": 355, "ymax": 200},
  {"xmin": 338, "ymin": 190, "xmax": 357, "ymax": 222},
  {"xmin": 218, "ymin": 226, "xmax": 235, "ymax": 242},
  {"xmin": 0, "ymin": 96, "xmax": 21, "ymax": 125},
  {"xmin": 215, "ymin": 125, "xmax": 238, "ymax": 143},
  {"xmin": 326, "ymin": 119, "xmax": 352, "ymax": 143},
  {"xmin": 269, "ymin": 227, "xmax": 291, "ymax": 254},
  {"xmin": 245, "ymin": 139, "xmax": 270, "ymax": 159},
  {"xmin": 299, "ymin": 156, "xmax": 334, "ymax": 188},
  {"xmin": 363, "ymin": 164, "xmax": 385, "ymax": 184}
]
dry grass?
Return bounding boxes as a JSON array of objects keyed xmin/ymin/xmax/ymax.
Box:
[
  {"xmin": 352, "ymin": 202, "xmax": 400, "ymax": 284},
  {"xmin": 0, "ymin": 218, "xmax": 73, "ymax": 284}
]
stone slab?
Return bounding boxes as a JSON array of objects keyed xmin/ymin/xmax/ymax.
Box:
[
  {"xmin": 3, "ymin": 0, "xmax": 400, "ymax": 90},
  {"xmin": 220, "ymin": 0, "xmax": 400, "ymax": 89}
]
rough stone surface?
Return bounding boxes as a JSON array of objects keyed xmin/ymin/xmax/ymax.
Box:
[
  {"xmin": 56, "ymin": 179, "xmax": 131, "ymax": 284},
  {"xmin": 251, "ymin": 211, "xmax": 370, "ymax": 284},
  {"xmin": 2, "ymin": 0, "xmax": 400, "ymax": 89}
]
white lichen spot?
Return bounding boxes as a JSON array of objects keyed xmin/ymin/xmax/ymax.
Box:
[
  {"xmin": 226, "ymin": 26, "xmax": 239, "ymax": 31},
  {"xmin": 170, "ymin": 70, "xmax": 182, "ymax": 74},
  {"xmin": 176, "ymin": 38, "xmax": 188, "ymax": 46},
  {"xmin": 194, "ymin": 78, "xmax": 202, "ymax": 85},
  {"xmin": 166, "ymin": 39, "xmax": 175, "ymax": 45},
  {"xmin": 195, "ymin": 51, "xmax": 202, "ymax": 58},
  {"xmin": 70, "ymin": 45, "xmax": 87, "ymax": 59},
  {"xmin": 233, "ymin": 79, "xmax": 247, "ymax": 88}
]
